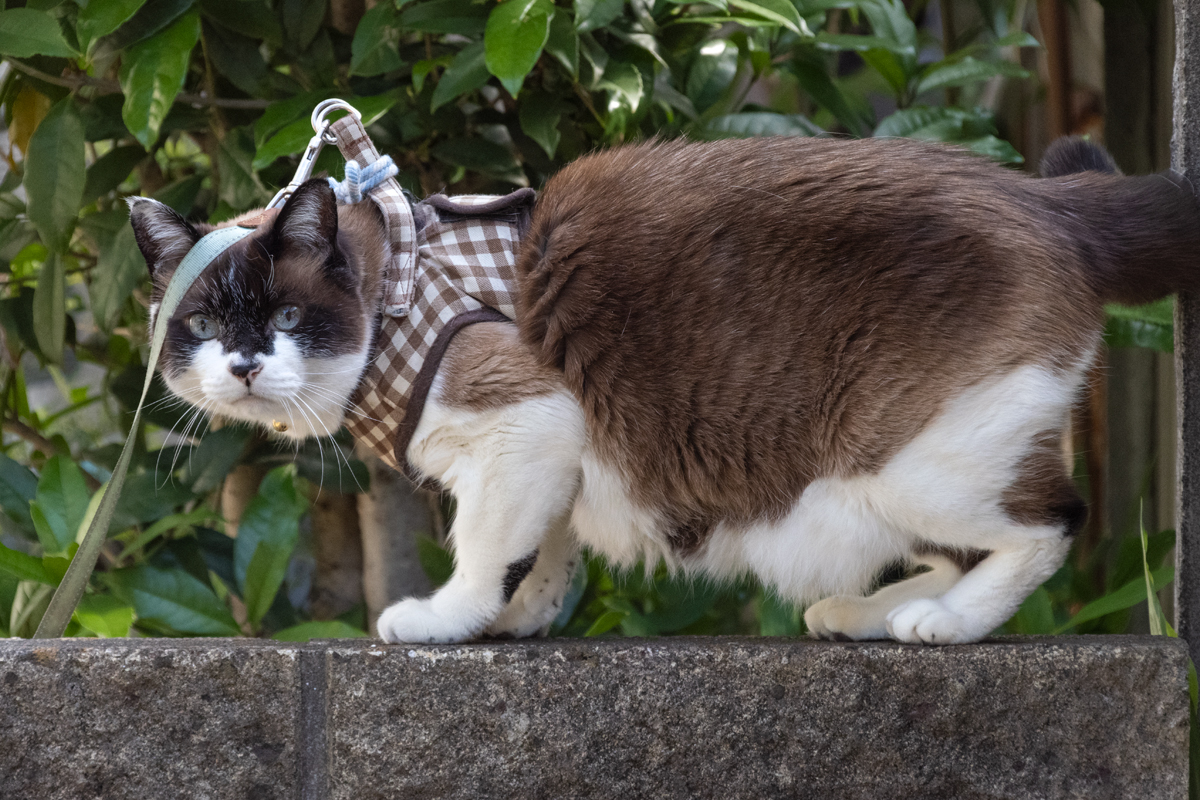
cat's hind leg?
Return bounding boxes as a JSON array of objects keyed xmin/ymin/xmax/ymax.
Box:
[
  {"xmin": 376, "ymin": 389, "xmax": 585, "ymax": 644},
  {"xmin": 484, "ymin": 511, "xmax": 578, "ymax": 638},
  {"xmin": 804, "ymin": 554, "xmax": 963, "ymax": 641}
]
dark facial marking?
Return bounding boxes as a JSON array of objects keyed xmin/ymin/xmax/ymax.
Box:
[{"xmin": 502, "ymin": 551, "xmax": 539, "ymax": 603}]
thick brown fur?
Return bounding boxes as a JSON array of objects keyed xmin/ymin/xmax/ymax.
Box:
[{"xmin": 517, "ymin": 137, "xmax": 1200, "ymax": 551}]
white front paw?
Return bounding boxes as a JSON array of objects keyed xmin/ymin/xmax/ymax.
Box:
[
  {"xmin": 377, "ymin": 598, "xmax": 475, "ymax": 644},
  {"xmin": 886, "ymin": 598, "xmax": 968, "ymax": 645}
]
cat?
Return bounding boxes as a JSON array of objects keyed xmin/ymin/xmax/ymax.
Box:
[{"xmin": 128, "ymin": 135, "xmax": 1200, "ymax": 645}]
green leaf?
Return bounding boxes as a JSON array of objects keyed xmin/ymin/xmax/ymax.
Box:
[
  {"xmin": 94, "ymin": 0, "xmax": 193, "ymax": 55},
  {"xmin": 486, "ymin": 0, "xmax": 555, "ymax": 97},
  {"xmin": 599, "ymin": 60, "xmax": 644, "ymax": 113},
  {"xmin": 74, "ymin": 594, "xmax": 134, "ymax": 637},
  {"xmin": 254, "ymin": 91, "xmax": 327, "ymax": 148},
  {"xmin": 91, "ymin": 224, "xmax": 147, "ymax": 333},
  {"xmin": 575, "ymin": 0, "xmax": 624, "ymax": 33},
  {"xmin": 351, "ymin": 1, "xmax": 403, "ymax": 76},
  {"xmin": 399, "ymin": 0, "xmax": 490, "ymax": 35},
  {"xmin": 545, "ymin": 9, "xmax": 579, "ymax": 75},
  {"xmin": 154, "ymin": 174, "xmax": 204, "ymax": 216},
  {"xmin": 108, "ymin": 564, "xmax": 242, "ymax": 636},
  {"xmin": 272, "ymin": 620, "xmax": 368, "ymax": 641},
  {"xmin": 584, "ymin": 609, "xmax": 626, "ymax": 636},
  {"xmin": 729, "ymin": 0, "xmax": 805, "ymax": 34},
  {"xmin": 82, "ymin": 145, "xmax": 147, "ymax": 205},
  {"xmin": 916, "ymin": 56, "xmax": 1029, "ymax": 95},
  {"xmin": 416, "ymin": 534, "xmax": 454, "ymax": 587},
  {"xmin": 697, "ymin": 111, "xmax": 821, "ymax": 139},
  {"xmin": 859, "ymin": 0, "xmax": 916, "ymax": 53},
  {"xmin": 33, "ymin": 455, "xmax": 92, "ymax": 554},
  {"xmin": 788, "ymin": 57, "xmax": 869, "ymax": 137},
  {"xmin": 431, "ymin": 42, "xmax": 490, "ymax": 112},
  {"xmin": 1105, "ymin": 299, "xmax": 1175, "ymax": 353},
  {"xmin": 199, "ymin": 0, "xmax": 284, "ymax": 45},
  {"xmin": 1052, "ymin": 565, "xmax": 1174, "ymax": 634},
  {"xmin": 0, "ymin": 542, "xmax": 54, "ymax": 584},
  {"xmin": 686, "ymin": 41, "xmax": 737, "ymax": 113},
  {"xmin": 0, "ymin": 452, "xmax": 39, "ymax": 533},
  {"xmin": 77, "ymin": 0, "xmax": 147, "ymax": 51},
  {"xmin": 217, "ymin": 127, "xmax": 266, "ymax": 210},
  {"xmin": 519, "ymin": 92, "xmax": 567, "ymax": 158},
  {"xmin": 815, "ymin": 33, "xmax": 907, "ymax": 53},
  {"xmin": 432, "ymin": 137, "xmax": 525, "ymax": 184},
  {"xmin": 992, "ymin": 30, "xmax": 1040, "ymax": 49},
  {"xmin": 253, "ymin": 118, "xmax": 313, "ymax": 170},
  {"xmin": 117, "ymin": 507, "xmax": 220, "ymax": 560},
  {"xmin": 204, "ymin": 19, "xmax": 273, "ymax": 96},
  {"xmin": 0, "ymin": 8, "xmax": 78, "ymax": 57},
  {"xmin": 233, "ymin": 467, "xmax": 304, "ymax": 598},
  {"xmin": 33, "ymin": 250, "xmax": 65, "ymax": 362},
  {"xmin": 1141, "ymin": 516, "xmax": 1170, "ymax": 636},
  {"xmin": 283, "ymin": 0, "xmax": 326, "ymax": 51},
  {"xmin": 183, "ymin": 425, "xmax": 252, "ymax": 494},
  {"xmin": 25, "ymin": 98, "xmax": 85, "ymax": 253},
  {"xmin": 119, "ymin": 11, "xmax": 202, "ymax": 149},
  {"xmin": 962, "ymin": 135, "xmax": 1023, "ymax": 164},
  {"xmin": 242, "ymin": 540, "xmax": 291, "ymax": 625}
]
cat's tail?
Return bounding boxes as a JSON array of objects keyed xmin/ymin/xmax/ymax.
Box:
[{"xmin": 1037, "ymin": 137, "xmax": 1200, "ymax": 305}]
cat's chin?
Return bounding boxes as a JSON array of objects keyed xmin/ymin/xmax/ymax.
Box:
[{"xmin": 218, "ymin": 393, "xmax": 345, "ymax": 440}]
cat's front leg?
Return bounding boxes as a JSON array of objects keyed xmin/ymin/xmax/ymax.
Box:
[{"xmin": 377, "ymin": 390, "xmax": 585, "ymax": 644}]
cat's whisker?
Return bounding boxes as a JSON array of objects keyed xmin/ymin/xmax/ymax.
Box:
[
  {"xmin": 288, "ymin": 397, "xmax": 327, "ymax": 495},
  {"xmin": 297, "ymin": 385, "xmax": 381, "ymax": 424},
  {"xmin": 292, "ymin": 393, "xmax": 344, "ymax": 490},
  {"xmin": 294, "ymin": 391, "xmax": 364, "ymax": 494}
]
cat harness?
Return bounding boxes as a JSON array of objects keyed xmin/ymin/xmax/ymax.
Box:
[{"xmin": 320, "ymin": 110, "xmax": 534, "ymax": 477}]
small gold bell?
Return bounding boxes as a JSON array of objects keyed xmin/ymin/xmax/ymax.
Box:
[{"xmin": 272, "ymin": 420, "xmax": 289, "ymax": 433}]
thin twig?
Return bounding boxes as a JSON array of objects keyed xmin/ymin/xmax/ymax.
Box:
[{"xmin": 5, "ymin": 59, "xmax": 271, "ymax": 110}]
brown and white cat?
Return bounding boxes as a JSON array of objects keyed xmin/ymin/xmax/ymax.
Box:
[{"xmin": 128, "ymin": 136, "xmax": 1200, "ymax": 645}]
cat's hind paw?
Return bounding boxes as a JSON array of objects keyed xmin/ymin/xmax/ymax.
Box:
[
  {"xmin": 885, "ymin": 598, "xmax": 969, "ymax": 645},
  {"xmin": 804, "ymin": 596, "xmax": 886, "ymax": 641},
  {"xmin": 376, "ymin": 598, "xmax": 479, "ymax": 644}
]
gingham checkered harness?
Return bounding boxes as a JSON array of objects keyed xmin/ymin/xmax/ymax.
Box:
[{"xmin": 327, "ymin": 115, "xmax": 533, "ymax": 474}]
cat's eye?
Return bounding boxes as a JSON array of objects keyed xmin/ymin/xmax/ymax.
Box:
[
  {"xmin": 188, "ymin": 315, "xmax": 219, "ymax": 340},
  {"xmin": 272, "ymin": 305, "xmax": 301, "ymax": 331}
]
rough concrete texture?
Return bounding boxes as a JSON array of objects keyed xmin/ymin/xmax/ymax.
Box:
[
  {"xmin": 325, "ymin": 636, "xmax": 1190, "ymax": 800},
  {"xmin": 0, "ymin": 639, "xmax": 303, "ymax": 800},
  {"xmin": 0, "ymin": 636, "xmax": 1189, "ymax": 799},
  {"xmin": 1175, "ymin": 0, "xmax": 1200, "ymax": 672}
]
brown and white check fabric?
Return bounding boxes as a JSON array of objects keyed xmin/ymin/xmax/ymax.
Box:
[{"xmin": 328, "ymin": 115, "xmax": 533, "ymax": 473}]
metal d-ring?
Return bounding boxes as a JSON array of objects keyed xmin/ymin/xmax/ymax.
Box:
[
  {"xmin": 267, "ymin": 99, "xmax": 363, "ymax": 209},
  {"xmin": 311, "ymin": 99, "xmax": 361, "ymax": 140}
]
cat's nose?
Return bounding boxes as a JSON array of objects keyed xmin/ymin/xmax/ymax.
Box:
[{"xmin": 229, "ymin": 360, "xmax": 263, "ymax": 385}]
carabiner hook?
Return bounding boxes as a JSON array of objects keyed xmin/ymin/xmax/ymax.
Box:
[{"xmin": 266, "ymin": 99, "xmax": 363, "ymax": 209}]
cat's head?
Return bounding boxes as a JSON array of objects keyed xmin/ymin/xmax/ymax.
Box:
[{"xmin": 128, "ymin": 179, "xmax": 389, "ymax": 440}]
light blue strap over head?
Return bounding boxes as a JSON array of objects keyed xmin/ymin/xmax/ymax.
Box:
[{"xmin": 34, "ymin": 223, "xmax": 255, "ymax": 638}]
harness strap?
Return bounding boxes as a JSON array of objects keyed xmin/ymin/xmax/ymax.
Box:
[{"xmin": 328, "ymin": 114, "xmax": 419, "ymax": 319}]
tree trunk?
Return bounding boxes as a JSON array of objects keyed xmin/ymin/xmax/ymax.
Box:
[{"xmin": 307, "ymin": 487, "xmax": 364, "ymax": 620}]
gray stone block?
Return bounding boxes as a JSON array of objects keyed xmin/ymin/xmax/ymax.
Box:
[
  {"xmin": 0, "ymin": 636, "xmax": 1189, "ymax": 799},
  {"xmin": 0, "ymin": 639, "xmax": 304, "ymax": 800},
  {"xmin": 323, "ymin": 636, "xmax": 1190, "ymax": 800}
]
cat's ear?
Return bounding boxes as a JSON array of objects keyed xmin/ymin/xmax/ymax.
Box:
[
  {"xmin": 127, "ymin": 198, "xmax": 201, "ymax": 277},
  {"xmin": 270, "ymin": 179, "xmax": 338, "ymax": 255}
]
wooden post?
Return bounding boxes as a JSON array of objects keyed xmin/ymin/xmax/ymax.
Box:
[{"xmin": 1173, "ymin": 0, "xmax": 1200, "ymax": 661}]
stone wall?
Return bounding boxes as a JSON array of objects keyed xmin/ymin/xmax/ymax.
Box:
[{"xmin": 0, "ymin": 636, "xmax": 1189, "ymax": 799}]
